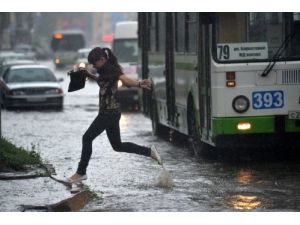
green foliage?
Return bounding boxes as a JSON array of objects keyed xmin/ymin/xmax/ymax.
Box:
[
  {"xmin": 0, "ymin": 137, "xmax": 42, "ymax": 171},
  {"xmin": 84, "ymin": 186, "xmax": 102, "ymax": 201}
]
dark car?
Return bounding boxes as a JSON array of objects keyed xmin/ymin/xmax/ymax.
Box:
[{"xmin": 0, "ymin": 64, "xmax": 64, "ymax": 110}]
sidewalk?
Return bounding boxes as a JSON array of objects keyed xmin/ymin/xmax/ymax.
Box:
[{"xmin": 0, "ymin": 164, "xmax": 94, "ymax": 211}]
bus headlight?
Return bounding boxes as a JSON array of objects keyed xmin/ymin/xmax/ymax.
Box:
[
  {"xmin": 237, "ymin": 122, "xmax": 251, "ymax": 131},
  {"xmin": 118, "ymin": 80, "xmax": 123, "ymax": 88},
  {"xmin": 232, "ymin": 95, "xmax": 250, "ymax": 113}
]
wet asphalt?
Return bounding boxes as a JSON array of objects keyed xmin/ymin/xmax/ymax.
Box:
[{"xmin": 1, "ymin": 60, "xmax": 300, "ymax": 212}]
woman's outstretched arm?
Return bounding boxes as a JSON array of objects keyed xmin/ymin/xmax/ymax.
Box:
[{"xmin": 119, "ymin": 74, "xmax": 151, "ymax": 90}]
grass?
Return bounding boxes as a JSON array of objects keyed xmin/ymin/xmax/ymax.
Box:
[{"xmin": 0, "ymin": 136, "xmax": 42, "ymax": 171}]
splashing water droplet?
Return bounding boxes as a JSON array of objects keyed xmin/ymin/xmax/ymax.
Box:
[{"xmin": 154, "ymin": 165, "xmax": 174, "ymax": 189}]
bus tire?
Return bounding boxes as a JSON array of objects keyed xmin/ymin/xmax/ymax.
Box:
[{"xmin": 187, "ymin": 99, "xmax": 211, "ymax": 157}]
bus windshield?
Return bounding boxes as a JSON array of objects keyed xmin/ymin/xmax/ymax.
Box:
[
  {"xmin": 113, "ymin": 39, "xmax": 138, "ymax": 63},
  {"xmin": 51, "ymin": 33, "xmax": 85, "ymax": 52},
  {"xmin": 215, "ymin": 13, "xmax": 300, "ymax": 62}
]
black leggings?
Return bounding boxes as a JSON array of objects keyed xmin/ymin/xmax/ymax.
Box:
[{"xmin": 77, "ymin": 112, "xmax": 151, "ymax": 175}]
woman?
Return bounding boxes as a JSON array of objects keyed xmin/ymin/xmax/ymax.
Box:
[{"xmin": 69, "ymin": 47, "xmax": 162, "ymax": 183}]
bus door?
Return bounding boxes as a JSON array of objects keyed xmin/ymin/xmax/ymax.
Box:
[
  {"xmin": 138, "ymin": 13, "xmax": 151, "ymax": 116},
  {"xmin": 165, "ymin": 13, "xmax": 176, "ymax": 126},
  {"xmin": 156, "ymin": 13, "xmax": 175, "ymax": 126},
  {"xmin": 198, "ymin": 14, "xmax": 213, "ymax": 141}
]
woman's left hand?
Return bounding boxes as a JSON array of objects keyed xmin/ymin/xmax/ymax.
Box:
[{"xmin": 140, "ymin": 79, "xmax": 152, "ymax": 90}]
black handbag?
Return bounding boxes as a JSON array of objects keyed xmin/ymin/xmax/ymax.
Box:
[{"xmin": 67, "ymin": 70, "xmax": 87, "ymax": 92}]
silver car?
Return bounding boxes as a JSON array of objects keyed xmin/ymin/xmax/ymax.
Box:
[{"xmin": 0, "ymin": 65, "xmax": 64, "ymax": 110}]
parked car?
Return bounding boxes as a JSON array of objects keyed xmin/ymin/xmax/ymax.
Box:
[{"xmin": 0, "ymin": 65, "xmax": 64, "ymax": 110}]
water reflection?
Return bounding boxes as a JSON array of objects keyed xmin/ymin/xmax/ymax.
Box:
[
  {"xmin": 229, "ymin": 195, "xmax": 262, "ymax": 210},
  {"xmin": 229, "ymin": 169, "xmax": 262, "ymax": 210},
  {"xmin": 236, "ymin": 169, "xmax": 253, "ymax": 185}
]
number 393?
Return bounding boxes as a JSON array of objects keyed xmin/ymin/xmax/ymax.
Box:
[{"xmin": 252, "ymin": 90, "xmax": 284, "ymax": 109}]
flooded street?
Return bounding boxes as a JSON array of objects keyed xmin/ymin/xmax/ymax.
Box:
[{"xmin": 1, "ymin": 60, "xmax": 300, "ymax": 212}]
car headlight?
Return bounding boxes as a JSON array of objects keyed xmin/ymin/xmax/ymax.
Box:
[
  {"xmin": 78, "ymin": 62, "xmax": 86, "ymax": 69},
  {"xmin": 232, "ymin": 95, "xmax": 250, "ymax": 113},
  {"xmin": 54, "ymin": 58, "xmax": 61, "ymax": 64},
  {"xmin": 118, "ymin": 80, "xmax": 123, "ymax": 88},
  {"xmin": 45, "ymin": 88, "xmax": 63, "ymax": 94},
  {"xmin": 12, "ymin": 90, "xmax": 26, "ymax": 95}
]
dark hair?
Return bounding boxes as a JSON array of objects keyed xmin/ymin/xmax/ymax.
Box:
[
  {"xmin": 88, "ymin": 47, "xmax": 122, "ymax": 75},
  {"xmin": 87, "ymin": 47, "xmax": 102, "ymax": 65}
]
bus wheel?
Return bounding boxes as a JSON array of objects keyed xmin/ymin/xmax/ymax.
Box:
[{"xmin": 187, "ymin": 103, "xmax": 210, "ymax": 157}]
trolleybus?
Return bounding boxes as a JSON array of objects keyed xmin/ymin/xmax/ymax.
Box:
[
  {"xmin": 51, "ymin": 30, "xmax": 85, "ymax": 69},
  {"xmin": 138, "ymin": 12, "xmax": 300, "ymax": 154}
]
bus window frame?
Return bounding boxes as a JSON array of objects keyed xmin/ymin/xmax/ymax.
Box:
[{"xmin": 211, "ymin": 12, "xmax": 300, "ymax": 64}]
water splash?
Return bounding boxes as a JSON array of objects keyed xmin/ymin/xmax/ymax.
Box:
[{"xmin": 154, "ymin": 165, "xmax": 174, "ymax": 189}]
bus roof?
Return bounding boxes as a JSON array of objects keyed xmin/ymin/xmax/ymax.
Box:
[{"xmin": 114, "ymin": 21, "xmax": 137, "ymax": 40}]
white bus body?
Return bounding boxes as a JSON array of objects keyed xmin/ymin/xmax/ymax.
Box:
[{"xmin": 138, "ymin": 13, "xmax": 300, "ymax": 153}]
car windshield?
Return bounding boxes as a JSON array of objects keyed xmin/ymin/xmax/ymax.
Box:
[
  {"xmin": 215, "ymin": 12, "xmax": 300, "ymax": 62},
  {"xmin": 5, "ymin": 68, "xmax": 57, "ymax": 83},
  {"xmin": 113, "ymin": 39, "xmax": 138, "ymax": 63}
]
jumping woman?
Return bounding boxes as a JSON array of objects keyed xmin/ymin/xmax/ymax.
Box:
[{"xmin": 68, "ymin": 47, "xmax": 162, "ymax": 183}]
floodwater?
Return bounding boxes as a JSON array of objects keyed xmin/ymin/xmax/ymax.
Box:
[{"xmin": 1, "ymin": 60, "xmax": 300, "ymax": 212}]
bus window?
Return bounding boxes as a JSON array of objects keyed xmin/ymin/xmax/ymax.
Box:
[
  {"xmin": 248, "ymin": 13, "xmax": 283, "ymax": 57},
  {"xmin": 186, "ymin": 12, "xmax": 197, "ymax": 53},
  {"xmin": 175, "ymin": 13, "xmax": 185, "ymax": 53},
  {"xmin": 290, "ymin": 12, "xmax": 300, "ymax": 56},
  {"xmin": 149, "ymin": 13, "xmax": 159, "ymax": 52},
  {"xmin": 158, "ymin": 13, "xmax": 166, "ymax": 53},
  {"xmin": 215, "ymin": 13, "xmax": 300, "ymax": 62},
  {"xmin": 217, "ymin": 13, "xmax": 246, "ymax": 43}
]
